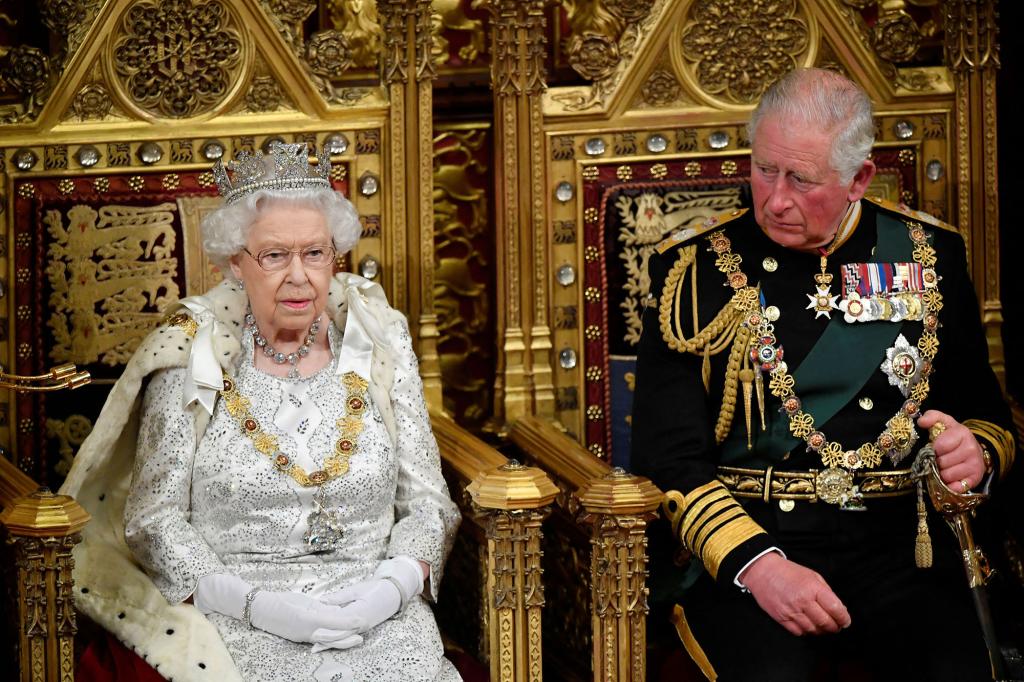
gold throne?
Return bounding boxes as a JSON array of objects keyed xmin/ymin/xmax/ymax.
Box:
[{"xmin": 0, "ymin": 2, "xmax": 1016, "ymax": 681}]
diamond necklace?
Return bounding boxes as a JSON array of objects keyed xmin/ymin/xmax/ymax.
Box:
[{"xmin": 245, "ymin": 309, "xmax": 321, "ymax": 379}]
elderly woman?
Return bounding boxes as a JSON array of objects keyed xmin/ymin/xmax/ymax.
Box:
[{"xmin": 61, "ymin": 142, "xmax": 461, "ymax": 682}]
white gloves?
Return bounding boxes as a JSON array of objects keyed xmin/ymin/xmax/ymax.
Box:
[
  {"xmin": 311, "ymin": 556, "xmax": 425, "ymax": 652},
  {"xmin": 193, "ymin": 573, "xmax": 362, "ymax": 649},
  {"xmin": 193, "ymin": 557, "xmax": 425, "ymax": 653}
]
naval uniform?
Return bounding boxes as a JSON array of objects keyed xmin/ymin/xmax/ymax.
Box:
[{"xmin": 631, "ymin": 198, "xmax": 1016, "ymax": 681}]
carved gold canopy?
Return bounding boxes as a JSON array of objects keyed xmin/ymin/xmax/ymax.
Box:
[{"xmin": 0, "ymin": 0, "xmax": 1004, "ymax": 471}]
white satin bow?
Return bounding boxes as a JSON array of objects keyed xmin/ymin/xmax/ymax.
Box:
[
  {"xmin": 178, "ymin": 297, "xmax": 223, "ymax": 416},
  {"xmin": 335, "ymin": 274, "xmax": 388, "ymax": 383}
]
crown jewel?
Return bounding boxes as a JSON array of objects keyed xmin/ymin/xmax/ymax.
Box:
[{"xmin": 212, "ymin": 141, "xmax": 332, "ymax": 204}]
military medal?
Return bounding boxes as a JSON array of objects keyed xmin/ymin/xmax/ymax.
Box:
[
  {"xmin": 807, "ymin": 284, "xmax": 839, "ymax": 318},
  {"xmin": 805, "ymin": 248, "xmax": 840, "ymax": 319},
  {"xmin": 838, "ymin": 262, "xmax": 928, "ymax": 323},
  {"xmin": 838, "ymin": 291, "xmax": 867, "ymax": 322}
]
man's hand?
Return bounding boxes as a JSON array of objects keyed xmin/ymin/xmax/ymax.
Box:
[
  {"xmin": 738, "ymin": 552, "xmax": 850, "ymax": 636},
  {"xmin": 917, "ymin": 410, "xmax": 986, "ymax": 492}
]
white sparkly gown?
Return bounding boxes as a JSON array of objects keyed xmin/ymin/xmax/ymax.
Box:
[{"xmin": 124, "ymin": 321, "xmax": 462, "ymax": 682}]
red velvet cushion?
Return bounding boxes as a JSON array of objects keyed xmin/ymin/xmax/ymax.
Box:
[{"xmin": 77, "ymin": 632, "xmax": 166, "ymax": 682}]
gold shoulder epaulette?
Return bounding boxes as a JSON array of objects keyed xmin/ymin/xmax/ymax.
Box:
[
  {"xmin": 865, "ymin": 196, "xmax": 959, "ymax": 234},
  {"xmin": 655, "ymin": 208, "xmax": 749, "ymax": 254}
]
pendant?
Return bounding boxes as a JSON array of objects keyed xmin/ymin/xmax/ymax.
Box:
[
  {"xmin": 806, "ymin": 285, "xmax": 839, "ymax": 319},
  {"xmin": 880, "ymin": 334, "xmax": 923, "ymax": 397},
  {"xmin": 815, "ymin": 467, "xmax": 857, "ymax": 506},
  {"xmin": 303, "ymin": 486, "xmax": 343, "ymax": 551}
]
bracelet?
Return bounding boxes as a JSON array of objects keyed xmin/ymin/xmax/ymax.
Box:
[
  {"xmin": 242, "ymin": 588, "xmax": 261, "ymax": 628},
  {"xmin": 380, "ymin": 575, "xmax": 410, "ymax": 614}
]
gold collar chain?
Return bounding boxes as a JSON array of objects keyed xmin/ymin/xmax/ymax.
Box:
[
  {"xmin": 708, "ymin": 220, "xmax": 943, "ymax": 505},
  {"xmin": 220, "ymin": 371, "xmax": 369, "ymax": 487}
]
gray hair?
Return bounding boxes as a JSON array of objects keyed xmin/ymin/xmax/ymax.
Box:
[
  {"xmin": 748, "ymin": 68, "xmax": 875, "ymax": 183},
  {"xmin": 201, "ymin": 188, "xmax": 361, "ymax": 275}
]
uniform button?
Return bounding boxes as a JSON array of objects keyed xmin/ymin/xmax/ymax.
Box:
[
  {"xmin": 762, "ymin": 257, "xmax": 778, "ymax": 272},
  {"xmin": 779, "ymin": 499, "xmax": 795, "ymax": 512},
  {"xmin": 859, "ymin": 397, "xmax": 874, "ymax": 410}
]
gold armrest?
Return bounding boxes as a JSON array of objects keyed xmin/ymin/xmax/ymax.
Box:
[
  {"xmin": 432, "ymin": 411, "xmax": 558, "ymax": 682},
  {"xmin": 510, "ymin": 415, "xmax": 663, "ymax": 682},
  {"xmin": 1, "ymin": 478, "xmax": 90, "ymax": 682}
]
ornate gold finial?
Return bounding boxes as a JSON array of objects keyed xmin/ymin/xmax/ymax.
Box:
[{"xmin": 212, "ymin": 141, "xmax": 332, "ymax": 204}]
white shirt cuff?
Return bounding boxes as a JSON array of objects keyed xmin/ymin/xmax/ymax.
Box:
[{"xmin": 734, "ymin": 547, "xmax": 785, "ymax": 592}]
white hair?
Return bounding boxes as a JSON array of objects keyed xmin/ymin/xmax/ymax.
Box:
[
  {"xmin": 748, "ymin": 68, "xmax": 875, "ymax": 184},
  {"xmin": 201, "ymin": 188, "xmax": 361, "ymax": 275}
]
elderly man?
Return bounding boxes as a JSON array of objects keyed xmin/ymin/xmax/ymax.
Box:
[{"xmin": 632, "ymin": 68, "xmax": 1015, "ymax": 680}]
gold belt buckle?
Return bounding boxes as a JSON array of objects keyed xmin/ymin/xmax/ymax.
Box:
[{"xmin": 814, "ymin": 467, "xmax": 856, "ymax": 506}]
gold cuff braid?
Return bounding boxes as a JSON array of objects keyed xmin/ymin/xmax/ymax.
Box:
[
  {"xmin": 661, "ymin": 481, "xmax": 766, "ymax": 580},
  {"xmin": 963, "ymin": 419, "xmax": 1016, "ymax": 480}
]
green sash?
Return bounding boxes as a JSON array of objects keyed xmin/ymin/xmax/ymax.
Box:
[{"xmin": 720, "ymin": 212, "xmax": 912, "ymax": 465}]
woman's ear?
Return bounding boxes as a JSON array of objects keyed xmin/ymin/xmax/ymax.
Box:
[{"xmin": 229, "ymin": 253, "xmax": 244, "ymax": 282}]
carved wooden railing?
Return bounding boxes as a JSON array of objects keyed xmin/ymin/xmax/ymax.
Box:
[
  {"xmin": 509, "ymin": 416, "xmax": 662, "ymax": 682},
  {"xmin": 433, "ymin": 411, "xmax": 558, "ymax": 682}
]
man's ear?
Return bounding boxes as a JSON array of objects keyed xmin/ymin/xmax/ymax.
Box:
[{"xmin": 847, "ymin": 159, "xmax": 876, "ymax": 202}]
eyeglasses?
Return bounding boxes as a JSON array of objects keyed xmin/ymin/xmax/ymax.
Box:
[{"xmin": 243, "ymin": 244, "xmax": 337, "ymax": 272}]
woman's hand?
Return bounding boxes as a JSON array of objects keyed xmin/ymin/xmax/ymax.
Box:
[
  {"xmin": 250, "ymin": 591, "xmax": 363, "ymax": 648},
  {"xmin": 312, "ymin": 556, "xmax": 425, "ymax": 651},
  {"xmin": 193, "ymin": 573, "xmax": 361, "ymax": 648}
]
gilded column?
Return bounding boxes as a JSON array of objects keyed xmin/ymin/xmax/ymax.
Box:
[
  {"xmin": 578, "ymin": 469, "xmax": 662, "ymax": 682},
  {"xmin": 945, "ymin": 0, "xmax": 1004, "ymax": 388},
  {"xmin": 468, "ymin": 461, "xmax": 559, "ymax": 682},
  {"xmin": 523, "ymin": 1, "xmax": 555, "ymax": 418},
  {"xmin": 479, "ymin": 0, "xmax": 556, "ymax": 422},
  {"xmin": 0, "ymin": 488, "xmax": 90, "ymax": 682},
  {"xmin": 380, "ymin": 0, "xmax": 443, "ymax": 407}
]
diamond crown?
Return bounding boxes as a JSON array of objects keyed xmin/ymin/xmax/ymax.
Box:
[{"xmin": 212, "ymin": 141, "xmax": 332, "ymax": 204}]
